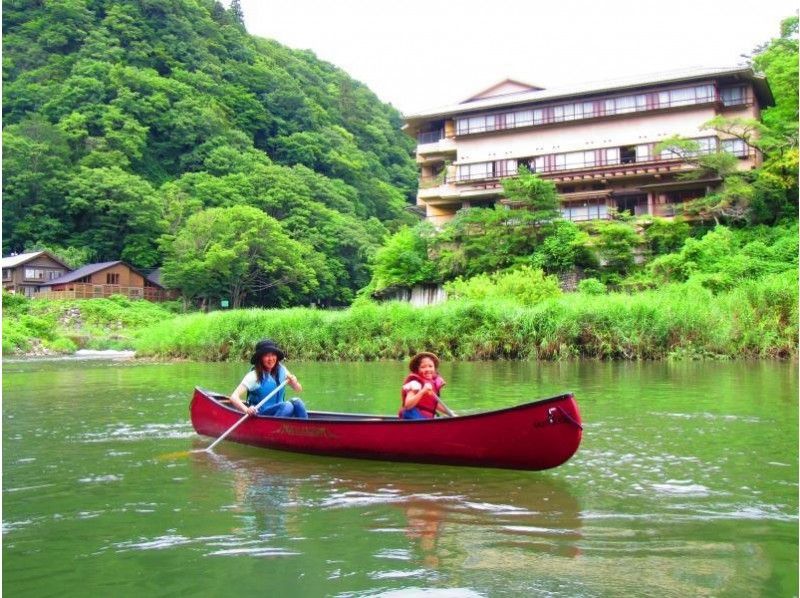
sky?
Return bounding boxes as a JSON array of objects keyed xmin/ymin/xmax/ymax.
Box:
[{"xmin": 240, "ymin": 0, "xmax": 797, "ymax": 115}]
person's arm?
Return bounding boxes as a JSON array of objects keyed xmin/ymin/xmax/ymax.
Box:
[
  {"xmin": 284, "ymin": 368, "xmax": 302, "ymax": 393},
  {"xmin": 229, "ymin": 382, "xmax": 257, "ymax": 415},
  {"xmin": 403, "ymin": 381, "xmax": 434, "ymax": 409}
]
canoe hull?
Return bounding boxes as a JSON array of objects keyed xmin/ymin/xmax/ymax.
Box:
[{"xmin": 190, "ymin": 388, "xmax": 582, "ymax": 471}]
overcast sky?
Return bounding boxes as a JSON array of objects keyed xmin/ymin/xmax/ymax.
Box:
[{"xmin": 240, "ymin": 0, "xmax": 797, "ymax": 115}]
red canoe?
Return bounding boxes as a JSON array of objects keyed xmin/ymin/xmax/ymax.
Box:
[{"xmin": 190, "ymin": 387, "xmax": 583, "ymax": 471}]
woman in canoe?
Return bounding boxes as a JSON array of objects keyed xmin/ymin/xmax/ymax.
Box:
[
  {"xmin": 229, "ymin": 339, "xmax": 307, "ymax": 418},
  {"xmin": 400, "ymin": 352, "xmax": 456, "ymax": 419}
]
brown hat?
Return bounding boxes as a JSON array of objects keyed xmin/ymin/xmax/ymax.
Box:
[{"xmin": 409, "ymin": 352, "xmax": 439, "ymax": 372}]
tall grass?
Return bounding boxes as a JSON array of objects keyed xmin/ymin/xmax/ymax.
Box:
[{"xmin": 134, "ymin": 273, "xmax": 798, "ymax": 361}]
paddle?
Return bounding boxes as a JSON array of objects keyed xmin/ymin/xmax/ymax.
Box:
[
  {"xmin": 198, "ymin": 379, "xmax": 290, "ymax": 453},
  {"xmin": 436, "ymin": 396, "xmax": 457, "ymax": 417}
]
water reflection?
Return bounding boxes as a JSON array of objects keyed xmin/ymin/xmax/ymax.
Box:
[{"xmin": 188, "ymin": 440, "xmax": 584, "ymax": 572}]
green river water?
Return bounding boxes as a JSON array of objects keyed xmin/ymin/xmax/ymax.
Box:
[{"xmin": 2, "ymin": 358, "xmax": 797, "ymax": 597}]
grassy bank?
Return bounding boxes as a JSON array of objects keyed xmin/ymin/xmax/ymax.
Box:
[
  {"xmin": 2, "ymin": 293, "xmax": 179, "ymax": 356},
  {"xmin": 133, "ymin": 271, "xmax": 797, "ymax": 361}
]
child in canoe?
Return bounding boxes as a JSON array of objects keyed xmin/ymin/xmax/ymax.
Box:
[{"xmin": 400, "ymin": 352, "xmax": 456, "ymax": 419}]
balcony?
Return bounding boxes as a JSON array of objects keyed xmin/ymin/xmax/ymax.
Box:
[
  {"xmin": 417, "ymin": 130, "xmax": 444, "ymax": 144},
  {"xmin": 416, "ymin": 137, "xmax": 456, "ymax": 162}
]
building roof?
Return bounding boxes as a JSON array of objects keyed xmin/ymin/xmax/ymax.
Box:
[
  {"xmin": 1, "ymin": 250, "xmax": 70, "ymax": 270},
  {"xmin": 44, "ymin": 260, "xmax": 163, "ymax": 288},
  {"xmin": 404, "ymin": 65, "xmax": 774, "ymax": 126},
  {"xmin": 46, "ymin": 261, "xmax": 124, "ymax": 285},
  {"xmin": 462, "ymin": 78, "xmax": 544, "ymax": 102}
]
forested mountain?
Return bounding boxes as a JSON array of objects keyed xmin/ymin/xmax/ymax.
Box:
[{"xmin": 3, "ymin": 0, "xmax": 418, "ymax": 306}]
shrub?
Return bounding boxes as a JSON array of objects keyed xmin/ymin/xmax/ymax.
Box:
[
  {"xmin": 578, "ymin": 278, "xmax": 606, "ymax": 295},
  {"xmin": 444, "ymin": 266, "xmax": 561, "ymax": 306}
]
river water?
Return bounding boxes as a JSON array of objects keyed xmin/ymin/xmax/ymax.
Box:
[{"xmin": 3, "ymin": 358, "xmax": 797, "ymax": 597}]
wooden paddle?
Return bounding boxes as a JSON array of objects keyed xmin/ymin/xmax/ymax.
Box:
[{"xmin": 198, "ymin": 379, "xmax": 290, "ymax": 453}]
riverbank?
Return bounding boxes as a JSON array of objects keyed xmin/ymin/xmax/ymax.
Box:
[
  {"xmin": 1, "ymin": 293, "xmax": 179, "ymax": 357},
  {"xmin": 134, "ymin": 273, "xmax": 796, "ymax": 361},
  {"xmin": 4, "ymin": 270, "xmax": 796, "ymax": 362}
]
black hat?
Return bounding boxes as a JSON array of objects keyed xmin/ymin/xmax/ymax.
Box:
[{"xmin": 250, "ymin": 339, "xmax": 285, "ymax": 364}]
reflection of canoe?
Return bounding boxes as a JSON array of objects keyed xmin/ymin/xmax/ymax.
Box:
[{"xmin": 191, "ymin": 387, "xmax": 582, "ymax": 471}]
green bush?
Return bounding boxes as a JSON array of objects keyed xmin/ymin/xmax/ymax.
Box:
[
  {"xmin": 578, "ymin": 278, "xmax": 606, "ymax": 295},
  {"xmin": 444, "ymin": 266, "xmax": 561, "ymax": 306}
]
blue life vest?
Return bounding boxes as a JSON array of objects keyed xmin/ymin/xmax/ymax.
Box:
[{"xmin": 247, "ymin": 365, "xmax": 287, "ymax": 413}]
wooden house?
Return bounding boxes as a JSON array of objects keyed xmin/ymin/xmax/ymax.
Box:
[
  {"xmin": 1, "ymin": 251, "xmax": 71, "ymax": 297},
  {"xmin": 37, "ymin": 260, "xmax": 168, "ymax": 302}
]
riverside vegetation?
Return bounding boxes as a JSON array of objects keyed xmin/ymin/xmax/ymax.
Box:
[{"xmin": 4, "ymin": 221, "xmax": 796, "ymax": 361}]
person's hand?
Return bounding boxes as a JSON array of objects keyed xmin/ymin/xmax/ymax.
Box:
[
  {"xmin": 245, "ymin": 405, "xmax": 257, "ymax": 415},
  {"xmin": 288, "ymin": 374, "xmax": 298, "ymax": 385}
]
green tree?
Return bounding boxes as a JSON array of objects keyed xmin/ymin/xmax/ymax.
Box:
[
  {"xmin": 161, "ymin": 205, "xmax": 315, "ymax": 308},
  {"xmin": 2, "ymin": 118, "xmax": 72, "ymax": 253},
  {"xmin": 369, "ymin": 223, "xmax": 439, "ymax": 291},
  {"xmin": 589, "ymin": 221, "xmax": 640, "ymax": 277},
  {"xmin": 500, "ymin": 166, "xmax": 562, "ymax": 241},
  {"xmin": 532, "ymin": 220, "xmax": 597, "ymax": 274},
  {"xmin": 63, "ymin": 166, "xmax": 164, "ymax": 267},
  {"xmin": 229, "ymin": 0, "xmax": 245, "ymax": 28}
]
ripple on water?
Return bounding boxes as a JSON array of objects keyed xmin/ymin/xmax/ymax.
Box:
[
  {"xmin": 79, "ymin": 422, "xmax": 194, "ymax": 443},
  {"xmin": 78, "ymin": 475, "xmax": 123, "ymax": 483},
  {"xmin": 107, "ymin": 533, "xmax": 300, "ymax": 558},
  {"xmin": 365, "ymin": 589, "xmax": 483, "ymax": 598},
  {"xmin": 651, "ymin": 480, "xmax": 710, "ymax": 497}
]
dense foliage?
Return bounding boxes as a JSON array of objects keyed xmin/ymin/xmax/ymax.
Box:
[{"xmin": 3, "ymin": 0, "xmax": 417, "ymax": 306}]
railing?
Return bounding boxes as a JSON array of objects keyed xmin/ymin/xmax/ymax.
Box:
[
  {"xmin": 452, "ymin": 144, "xmax": 754, "ymax": 184},
  {"xmin": 419, "ymin": 174, "xmax": 449, "ymax": 189},
  {"xmin": 35, "ymin": 284, "xmax": 168, "ymax": 302},
  {"xmin": 417, "ymin": 130, "xmax": 444, "ymax": 144}
]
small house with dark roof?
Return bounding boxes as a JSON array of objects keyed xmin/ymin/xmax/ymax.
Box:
[
  {"xmin": 1, "ymin": 251, "xmax": 71, "ymax": 297},
  {"xmin": 39, "ymin": 260, "xmax": 167, "ymax": 302}
]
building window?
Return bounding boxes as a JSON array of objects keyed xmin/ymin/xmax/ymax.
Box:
[
  {"xmin": 2, "ymin": 269, "xmax": 11, "ymax": 280},
  {"xmin": 721, "ymin": 138, "xmax": 748, "ymax": 157},
  {"xmin": 561, "ymin": 199, "xmax": 608, "ymax": 222},
  {"xmin": 453, "ymin": 83, "xmax": 721, "ymax": 138},
  {"xmin": 106, "ymin": 273, "xmax": 120, "ymax": 285},
  {"xmin": 620, "ymin": 146, "xmax": 637, "ymax": 164},
  {"xmin": 24, "ymin": 268, "xmax": 45, "ymax": 280},
  {"xmin": 720, "ymin": 86, "xmax": 746, "ymax": 106}
]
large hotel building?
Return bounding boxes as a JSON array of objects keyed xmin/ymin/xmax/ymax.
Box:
[{"xmin": 403, "ymin": 67, "xmax": 773, "ymax": 226}]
